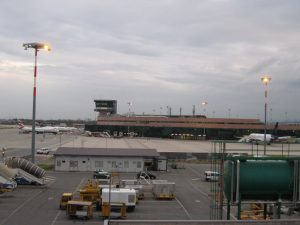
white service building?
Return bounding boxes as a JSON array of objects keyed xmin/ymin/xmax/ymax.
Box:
[{"xmin": 54, "ymin": 147, "xmax": 159, "ymax": 172}]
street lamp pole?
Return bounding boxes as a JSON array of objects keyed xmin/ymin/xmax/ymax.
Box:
[
  {"xmin": 23, "ymin": 43, "xmax": 51, "ymax": 164},
  {"xmin": 202, "ymin": 102, "xmax": 208, "ymax": 138},
  {"xmin": 127, "ymin": 102, "xmax": 132, "ymax": 135},
  {"xmin": 202, "ymin": 102, "xmax": 208, "ymax": 117},
  {"xmin": 261, "ymin": 76, "xmax": 271, "ymax": 155}
]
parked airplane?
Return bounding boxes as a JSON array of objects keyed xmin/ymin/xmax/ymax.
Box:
[
  {"xmin": 52, "ymin": 126, "xmax": 78, "ymax": 133},
  {"xmin": 238, "ymin": 133, "xmax": 274, "ymax": 144},
  {"xmin": 18, "ymin": 121, "xmax": 59, "ymax": 134},
  {"xmin": 237, "ymin": 122, "xmax": 298, "ymax": 144},
  {"xmin": 274, "ymin": 136, "xmax": 297, "ymax": 143},
  {"xmin": 238, "ymin": 133, "xmax": 297, "ymax": 144}
]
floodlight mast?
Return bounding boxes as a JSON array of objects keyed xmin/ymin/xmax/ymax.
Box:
[
  {"xmin": 23, "ymin": 42, "xmax": 51, "ymax": 164},
  {"xmin": 261, "ymin": 76, "xmax": 271, "ymax": 155},
  {"xmin": 201, "ymin": 101, "xmax": 208, "ymax": 137}
]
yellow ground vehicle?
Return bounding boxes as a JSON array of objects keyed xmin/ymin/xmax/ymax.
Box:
[
  {"xmin": 80, "ymin": 180, "xmax": 101, "ymax": 209},
  {"xmin": 59, "ymin": 193, "xmax": 73, "ymax": 210},
  {"xmin": 66, "ymin": 200, "xmax": 93, "ymax": 219}
]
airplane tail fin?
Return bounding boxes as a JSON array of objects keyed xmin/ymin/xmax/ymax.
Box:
[
  {"xmin": 272, "ymin": 122, "xmax": 279, "ymax": 137},
  {"xmin": 17, "ymin": 120, "xmax": 25, "ymax": 129},
  {"xmin": 238, "ymin": 136, "xmax": 248, "ymax": 142}
]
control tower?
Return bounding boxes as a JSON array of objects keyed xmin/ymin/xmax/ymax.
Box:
[{"xmin": 94, "ymin": 100, "xmax": 117, "ymax": 117}]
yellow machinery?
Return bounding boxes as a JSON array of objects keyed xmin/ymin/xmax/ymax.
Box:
[
  {"xmin": 101, "ymin": 202, "xmax": 126, "ymax": 219},
  {"xmin": 80, "ymin": 180, "xmax": 101, "ymax": 209},
  {"xmin": 111, "ymin": 172, "xmax": 120, "ymax": 187},
  {"xmin": 240, "ymin": 203, "xmax": 270, "ymax": 220},
  {"xmin": 59, "ymin": 193, "xmax": 73, "ymax": 210},
  {"xmin": 66, "ymin": 200, "xmax": 93, "ymax": 219}
]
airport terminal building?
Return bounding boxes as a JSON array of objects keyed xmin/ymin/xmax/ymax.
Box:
[
  {"xmin": 86, "ymin": 100, "xmax": 300, "ymax": 140},
  {"xmin": 54, "ymin": 147, "xmax": 159, "ymax": 172}
]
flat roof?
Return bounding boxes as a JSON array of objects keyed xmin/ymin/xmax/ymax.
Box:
[{"xmin": 54, "ymin": 147, "xmax": 159, "ymax": 157}]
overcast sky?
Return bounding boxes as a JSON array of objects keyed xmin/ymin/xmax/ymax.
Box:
[{"xmin": 0, "ymin": 0, "xmax": 299, "ymax": 122}]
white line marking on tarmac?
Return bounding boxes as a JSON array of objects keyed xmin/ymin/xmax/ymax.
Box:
[
  {"xmin": 73, "ymin": 177, "xmax": 86, "ymax": 194},
  {"xmin": 188, "ymin": 180, "xmax": 209, "ymax": 197},
  {"xmin": 0, "ymin": 190, "xmax": 43, "ymax": 225},
  {"xmin": 50, "ymin": 210, "xmax": 61, "ymax": 225},
  {"xmin": 175, "ymin": 197, "xmax": 191, "ymax": 219}
]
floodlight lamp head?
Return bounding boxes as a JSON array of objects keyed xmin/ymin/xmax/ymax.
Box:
[
  {"xmin": 22, "ymin": 42, "xmax": 51, "ymax": 51},
  {"xmin": 261, "ymin": 76, "xmax": 271, "ymax": 85}
]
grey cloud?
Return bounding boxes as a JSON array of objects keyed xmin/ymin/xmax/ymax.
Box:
[{"xmin": 0, "ymin": 0, "xmax": 300, "ymax": 121}]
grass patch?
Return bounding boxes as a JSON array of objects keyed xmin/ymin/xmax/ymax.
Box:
[{"xmin": 38, "ymin": 163, "xmax": 54, "ymax": 171}]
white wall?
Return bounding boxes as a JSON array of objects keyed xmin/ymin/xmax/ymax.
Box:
[{"xmin": 55, "ymin": 156, "xmax": 144, "ymax": 172}]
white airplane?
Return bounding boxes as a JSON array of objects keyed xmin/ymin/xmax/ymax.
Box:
[
  {"xmin": 238, "ymin": 133, "xmax": 296, "ymax": 144},
  {"xmin": 18, "ymin": 121, "xmax": 59, "ymax": 134},
  {"xmin": 238, "ymin": 133, "xmax": 274, "ymax": 144},
  {"xmin": 274, "ymin": 136, "xmax": 297, "ymax": 143},
  {"xmin": 52, "ymin": 126, "xmax": 78, "ymax": 133}
]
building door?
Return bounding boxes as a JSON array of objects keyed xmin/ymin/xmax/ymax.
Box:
[{"xmin": 69, "ymin": 160, "xmax": 79, "ymax": 171}]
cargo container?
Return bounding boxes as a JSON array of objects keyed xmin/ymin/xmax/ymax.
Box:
[
  {"xmin": 66, "ymin": 200, "xmax": 93, "ymax": 219},
  {"xmin": 124, "ymin": 185, "xmax": 144, "ymax": 199},
  {"xmin": 101, "ymin": 188, "xmax": 136, "ymax": 212},
  {"xmin": 121, "ymin": 179, "xmax": 138, "ymax": 187},
  {"xmin": 152, "ymin": 180, "xmax": 175, "ymax": 199}
]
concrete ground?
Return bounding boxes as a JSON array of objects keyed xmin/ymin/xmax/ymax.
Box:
[
  {"xmin": 1, "ymin": 128, "xmax": 300, "ymax": 157},
  {"xmin": 0, "ymin": 164, "xmax": 214, "ymax": 225},
  {"xmin": 0, "ymin": 128, "xmax": 216, "ymax": 224},
  {"xmin": 1, "ymin": 128, "xmax": 300, "ymax": 224}
]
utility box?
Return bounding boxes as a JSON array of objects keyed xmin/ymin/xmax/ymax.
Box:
[
  {"xmin": 121, "ymin": 179, "xmax": 138, "ymax": 187},
  {"xmin": 152, "ymin": 180, "xmax": 175, "ymax": 199},
  {"xmin": 124, "ymin": 185, "xmax": 144, "ymax": 199},
  {"xmin": 153, "ymin": 156, "xmax": 167, "ymax": 171}
]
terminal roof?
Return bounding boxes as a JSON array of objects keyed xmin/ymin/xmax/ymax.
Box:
[{"xmin": 54, "ymin": 147, "xmax": 159, "ymax": 157}]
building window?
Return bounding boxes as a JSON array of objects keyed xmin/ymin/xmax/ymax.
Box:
[
  {"xmin": 118, "ymin": 161, "xmax": 123, "ymax": 168},
  {"xmin": 62, "ymin": 160, "xmax": 66, "ymax": 163},
  {"xmin": 124, "ymin": 161, "xmax": 129, "ymax": 168},
  {"xmin": 112, "ymin": 161, "xmax": 117, "ymax": 168},
  {"xmin": 95, "ymin": 161, "xmax": 103, "ymax": 168},
  {"xmin": 69, "ymin": 161, "xmax": 78, "ymax": 167},
  {"xmin": 82, "ymin": 161, "xmax": 86, "ymax": 163},
  {"xmin": 137, "ymin": 161, "xmax": 142, "ymax": 168},
  {"xmin": 57, "ymin": 160, "xmax": 61, "ymax": 167}
]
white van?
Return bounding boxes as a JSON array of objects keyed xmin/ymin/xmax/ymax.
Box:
[
  {"xmin": 204, "ymin": 171, "xmax": 219, "ymax": 181},
  {"xmin": 101, "ymin": 188, "xmax": 137, "ymax": 212}
]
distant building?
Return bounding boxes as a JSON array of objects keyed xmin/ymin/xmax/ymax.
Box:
[
  {"xmin": 54, "ymin": 147, "xmax": 159, "ymax": 172},
  {"xmin": 86, "ymin": 115, "xmax": 300, "ymax": 139},
  {"xmin": 88, "ymin": 100, "xmax": 300, "ymax": 139},
  {"xmin": 94, "ymin": 100, "xmax": 117, "ymax": 116}
]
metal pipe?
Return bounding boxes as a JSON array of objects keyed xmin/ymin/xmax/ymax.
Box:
[
  {"xmin": 108, "ymin": 172, "xmax": 112, "ymax": 223},
  {"xmin": 235, "ymin": 160, "xmax": 240, "ymax": 203},
  {"xmin": 298, "ymin": 160, "xmax": 300, "ymax": 201},
  {"xmin": 293, "ymin": 160, "xmax": 298, "ymax": 203},
  {"xmin": 227, "ymin": 200, "xmax": 231, "ymax": 220},
  {"xmin": 218, "ymin": 150, "xmax": 225, "ymax": 220},
  {"xmin": 230, "ymin": 161, "xmax": 234, "ymax": 203}
]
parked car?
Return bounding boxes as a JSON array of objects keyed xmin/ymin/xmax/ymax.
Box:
[
  {"xmin": 136, "ymin": 171, "xmax": 156, "ymax": 180},
  {"xmin": 204, "ymin": 171, "xmax": 219, "ymax": 181},
  {"xmin": 36, "ymin": 148, "xmax": 50, "ymax": 155},
  {"xmin": 93, "ymin": 169, "xmax": 110, "ymax": 179}
]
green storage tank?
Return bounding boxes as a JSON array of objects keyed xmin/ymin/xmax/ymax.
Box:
[{"xmin": 224, "ymin": 160, "xmax": 295, "ymax": 201}]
